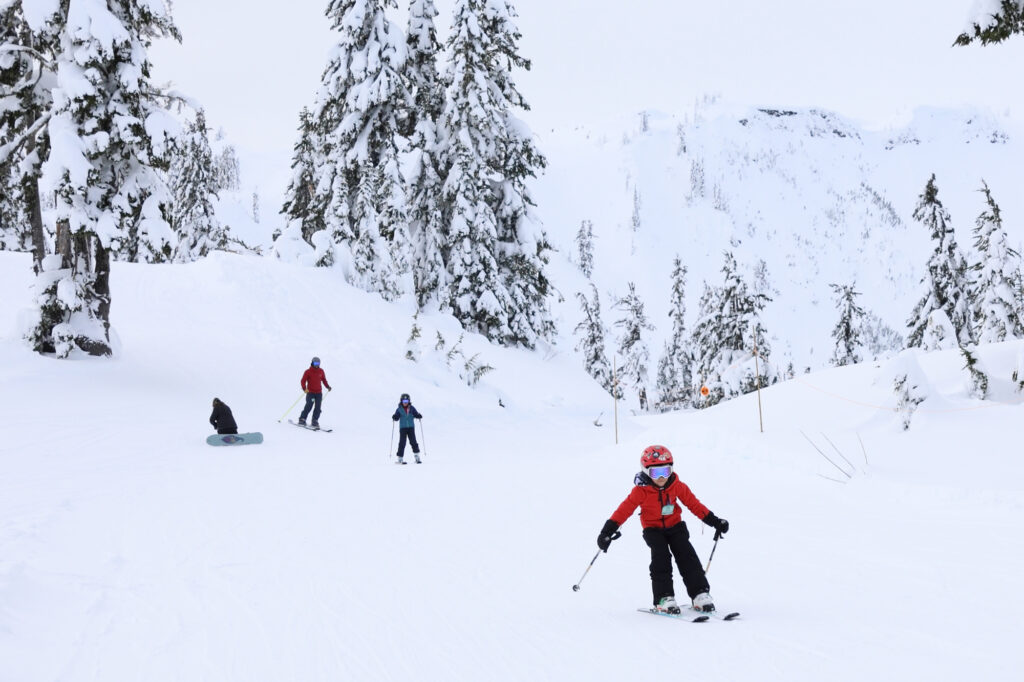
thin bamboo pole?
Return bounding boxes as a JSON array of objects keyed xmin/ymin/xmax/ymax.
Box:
[{"xmin": 753, "ymin": 327, "xmax": 765, "ymax": 433}]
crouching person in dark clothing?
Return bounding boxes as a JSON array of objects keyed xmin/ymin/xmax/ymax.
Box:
[{"xmin": 210, "ymin": 398, "xmax": 238, "ymax": 435}]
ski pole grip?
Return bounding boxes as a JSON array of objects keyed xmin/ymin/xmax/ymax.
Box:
[
  {"xmin": 713, "ymin": 529, "xmax": 722, "ymax": 541},
  {"xmin": 610, "ymin": 531, "xmax": 622, "ymax": 542}
]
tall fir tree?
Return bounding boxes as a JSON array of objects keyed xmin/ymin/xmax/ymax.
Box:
[
  {"xmin": 613, "ymin": 281, "xmax": 654, "ymax": 403},
  {"xmin": 439, "ymin": 0, "xmax": 552, "ymax": 347},
  {"xmin": 574, "ymin": 284, "xmax": 617, "ymax": 397},
  {"xmin": 306, "ymin": 0, "xmax": 409, "ymax": 297},
  {"xmin": 278, "ymin": 107, "xmax": 327, "ymax": 250},
  {"xmin": 906, "ymin": 174, "xmax": 975, "ymax": 349},
  {"xmin": 829, "ymin": 282, "xmax": 867, "ymax": 366},
  {"xmin": 970, "ymin": 180, "xmax": 1024, "ymax": 342},
  {"xmin": 575, "ymin": 219, "xmax": 594, "ymax": 278},
  {"xmin": 690, "ymin": 252, "xmax": 772, "ymax": 406},
  {"xmin": 169, "ymin": 110, "xmax": 227, "ymax": 261},
  {"xmin": 23, "ymin": 0, "xmax": 179, "ymax": 357},
  {"xmin": 404, "ymin": 0, "xmax": 448, "ymax": 308},
  {"xmin": 656, "ymin": 256, "xmax": 692, "ymax": 408}
]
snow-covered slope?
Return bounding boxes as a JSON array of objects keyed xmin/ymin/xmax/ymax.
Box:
[
  {"xmin": 1, "ymin": 250, "xmax": 1022, "ymax": 681},
  {"xmin": 538, "ymin": 104, "xmax": 1024, "ymax": 379}
]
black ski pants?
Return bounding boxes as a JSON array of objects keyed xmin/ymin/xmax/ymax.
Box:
[
  {"xmin": 396, "ymin": 426, "xmax": 419, "ymax": 457},
  {"xmin": 642, "ymin": 522, "xmax": 710, "ymax": 605}
]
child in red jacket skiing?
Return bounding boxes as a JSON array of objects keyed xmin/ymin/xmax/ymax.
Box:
[{"xmin": 597, "ymin": 444, "xmax": 730, "ymax": 614}]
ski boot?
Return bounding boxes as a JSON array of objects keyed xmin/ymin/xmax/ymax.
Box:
[
  {"xmin": 414, "ymin": 454, "xmax": 421, "ymax": 464},
  {"xmin": 692, "ymin": 592, "xmax": 715, "ymax": 613},
  {"xmin": 656, "ymin": 596, "xmax": 681, "ymax": 614}
]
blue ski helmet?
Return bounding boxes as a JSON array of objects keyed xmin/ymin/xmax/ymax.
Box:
[{"xmin": 311, "ymin": 356, "xmax": 321, "ymax": 366}]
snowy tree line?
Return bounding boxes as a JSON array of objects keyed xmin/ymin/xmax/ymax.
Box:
[
  {"xmin": 1, "ymin": 0, "xmax": 251, "ymax": 357},
  {"xmin": 571, "ymin": 173, "xmax": 1024, "ymax": 411},
  {"xmin": 272, "ymin": 0, "xmax": 552, "ymax": 349}
]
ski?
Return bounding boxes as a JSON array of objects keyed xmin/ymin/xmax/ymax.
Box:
[
  {"xmin": 638, "ymin": 608, "xmax": 709, "ymax": 623},
  {"xmin": 288, "ymin": 420, "xmax": 333, "ymax": 433},
  {"xmin": 690, "ymin": 607, "xmax": 740, "ymax": 621}
]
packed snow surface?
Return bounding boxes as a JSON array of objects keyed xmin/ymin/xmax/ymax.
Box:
[{"xmin": 1, "ymin": 251, "xmax": 1022, "ymax": 681}]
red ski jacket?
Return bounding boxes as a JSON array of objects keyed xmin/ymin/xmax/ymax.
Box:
[
  {"xmin": 300, "ymin": 367, "xmax": 331, "ymax": 393},
  {"xmin": 610, "ymin": 474, "xmax": 711, "ymax": 529}
]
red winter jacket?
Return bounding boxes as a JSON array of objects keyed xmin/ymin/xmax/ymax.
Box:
[
  {"xmin": 610, "ymin": 473, "xmax": 711, "ymax": 529},
  {"xmin": 300, "ymin": 367, "xmax": 331, "ymax": 393}
]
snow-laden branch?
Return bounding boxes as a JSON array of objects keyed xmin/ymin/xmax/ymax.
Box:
[
  {"xmin": 0, "ymin": 43, "xmax": 49, "ymax": 98},
  {"xmin": 0, "ymin": 109, "xmax": 50, "ymax": 164}
]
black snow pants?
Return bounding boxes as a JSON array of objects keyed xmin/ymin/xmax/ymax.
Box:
[
  {"xmin": 396, "ymin": 426, "xmax": 419, "ymax": 457},
  {"xmin": 642, "ymin": 521, "xmax": 710, "ymax": 605}
]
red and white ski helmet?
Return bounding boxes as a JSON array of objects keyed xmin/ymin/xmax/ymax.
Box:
[{"xmin": 640, "ymin": 444, "xmax": 673, "ymax": 468}]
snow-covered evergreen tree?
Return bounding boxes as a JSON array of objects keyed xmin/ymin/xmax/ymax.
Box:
[
  {"xmin": 213, "ymin": 139, "xmax": 240, "ymax": 193},
  {"xmin": 956, "ymin": 0, "xmax": 1024, "ymax": 45},
  {"xmin": 960, "ymin": 345, "xmax": 989, "ymax": 399},
  {"xmin": 279, "ymin": 107, "xmax": 327, "ymax": 248},
  {"xmin": 573, "ymin": 284, "xmax": 617, "ymax": 397},
  {"xmin": 575, "ymin": 219, "xmax": 594, "ymax": 278},
  {"xmin": 306, "ymin": 0, "xmax": 409, "ymax": 297},
  {"xmin": 970, "ymin": 180, "xmax": 1023, "ymax": 343},
  {"xmin": 1, "ymin": 1, "xmax": 54, "ymax": 264},
  {"xmin": 906, "ymin": 174, "xmax": 975, "ymax": 349},
  {"xmin": 862, "ymin": 311, "xmax": 904, "ymax": 360},
  {"xmin": 829, "ymin": 282, "xmax": 867, "ymax": 366},
  {"xmin": 169, "ymin": 110, "xmax": 227, "ymax": 261},
  {"xmin": 689, "ymin": 157, "xmax": 705, "ymax": 201},
  {"xmin": 404, "ymin": 0, "xmax": 448, "ymax": 308},
  {"xmin": 613, "ymin": 281, "xmax": 653, "ymax": 404},
  {"xmin": 690, "ymin": 252, "xmax": 773, "ymax": 407},
  {"xmin": 28, "ymin": 0, "xmax": 180, "ymax": 356},
  {"xmin": 656, "ymin": 256, "xmax": 692, "ymax": 408},
  {"xmin": 0, "ymin": 159, "xmax": 26, "ymax": 250},
  {"xmin": 439, "ymin": 0, "xmax": 552, "ymax": 347}
]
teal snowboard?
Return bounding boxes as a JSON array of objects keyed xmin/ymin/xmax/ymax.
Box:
[{"xmin": 207, "ymin": 432, "xmax": 263, "ymax": 446}]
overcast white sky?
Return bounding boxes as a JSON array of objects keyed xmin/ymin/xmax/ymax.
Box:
[{"xmin": 148, "ymin": 0, "xmax": 1024, "ymax": 221}]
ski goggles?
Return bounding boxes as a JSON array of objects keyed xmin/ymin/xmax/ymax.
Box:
[
  {"xmin": 401, "ymin": 399, "xmax": 410, "ymax": 404},
  {"xmin": 312, "ymin": 361, "xmax": 320, "ymax": 367},
  {"xmin": 648, "ymin": 465, "xmax": 672, "ymax": 480}
]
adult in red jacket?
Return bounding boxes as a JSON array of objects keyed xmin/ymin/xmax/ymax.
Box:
[
  {"xmin": 596, "ymin": 445, "xmax": 730, "ymax": 614},
  {"xmin": 298, "ymin": 356, "xmax": 332, "ymax": 428}
]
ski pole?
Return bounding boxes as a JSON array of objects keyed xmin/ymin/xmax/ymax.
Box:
[
  {"xmin": 704, "ymin": 529, "xmax": 722, "ymax": 574},
  {"xmin": 417, "ymin": 418, "xmax": 426, "ymax": 457},
  {"xmin": 572, "ymin": 531, "xmax": 621, "ymax": 591},
  {"xmin": 278, "ymin": 393, "xmax": 304, "ymax": 422},
  {"xmin": 389, "ymin": 421, "xmax": 396, "ymax": 463}
]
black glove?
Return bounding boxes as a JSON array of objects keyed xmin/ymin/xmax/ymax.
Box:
[
  {"xmin": 703, "ymin": 512, "xmax": 729, "ymax": 535},
  {"xmin": 596, "ymin": 519, "xmax": 620, "ymax": 552},
  {"xmin": 415, "ymin": 414, "xmax": 422, "ymax": 419},
  {"xmin": 392, "ymin": 415, "xmax": 399, "ymax": 421}
]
